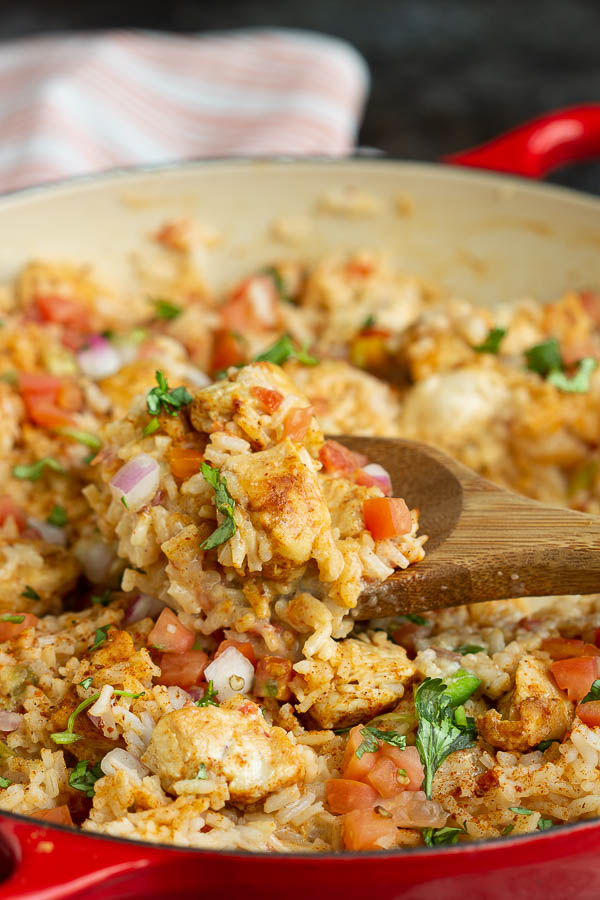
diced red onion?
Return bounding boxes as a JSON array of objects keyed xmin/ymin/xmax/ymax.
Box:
[
  {"xmin": 73, "ymin": 537, "xmax": 116, "ymax": 583},
  {"xmin": 87, "ymin": 713, "xmax": 101, "ymax": 730},
  {"xmin": 0, "ymin": 711, "xmax": 23, "ymax": 732},
  {"xmin": 187, "ymin": 686, "xmax": 206, "ymax": 702},
  {"xmin": 100, "ymin": 748, "xmax": 150, "ymax": 779},
  {"xmin": 26, "ymin": 517, "xmax": 66, "ymax": 546},
  {"xmin": 110, "ymin": 454, "xmax": 160, "ymax": 512},
  {"xmin": 204, "ymin": 647, "xmax": 254, "ymax": 702},
  {"xmin": 124, "ymin": 593, "xmax": 165, "ymax": 625},
  {"xmin": 357, "ymin": 463, "xmax": 393, "ymax": 496},
  {"xmin": 77, "ymin": 336, "xmax": 122, "ymax": 380}
]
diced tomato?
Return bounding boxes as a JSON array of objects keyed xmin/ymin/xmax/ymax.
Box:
[
  {"xmin": 0, "ymin": 495, "xmax": 26, "ymax": 531},
  {"xmin": 35, "ymin": 295, "xmax": 90, "ymax": 331},
  {"xmin": 319, "ymin": 440, "xmax": 367, "ymax": 475},
  {"xmin": 541, "ymin": 637, "xmax": 600, "ymax": 660},
  {"xmin": 366, "ymin": 755, "xmax": 404, "ymax": 798},
  {"xmin": 158, "ymin": 649, "xmax": 209, "ymax": 688},
  {"xmin": 283, "ymin": 406, "xmax": 314, "ymax": 442},
  {"xmin": 32, "ymin": 805, "xmax": 74, "ymax": 827},
  {"xmin": 60, "ymin": 328, "xmax": 89, "ymax": 351},
  {"xmin": 169, "ymin": 447, "xmax": 204, "ymax": 481},
  {"xmin": 343, "ymin": 808, "xmax": 398, "ymax": 851},
  {"xmin": 581, "ymin": 291, "xmax": 600, "ymax": 325},
  {"xmin": 349, "ymin": 334, "xmax": 389, "ymax": 370},
  {"xmin": 250, "ymin": 386, "xmax": 284, "ymax": 414},
  {"xmin": 342, "ymin": 725, "xmax": 378, "ymax": 782},
  {"xmin": 18, "ymin": 373, "xmax": 63, "ymax": 395},
  {"xmin": 363, "ymin": 497, "xmax": 412, "ymax": 540},
  {"xmin": 380, "ymin": 745, "xmax": 424, "ymax": 792},
  {"xmin": 551, "ymin": 656, "xmax": 600, "ymax": 701},
  {"xmin": 148, "ymin": 608, "xmax": 195, "ymax": 654},
  {"xmin": 346, "ymin": 260, "xmax": 375, "ymax": 278},
  {"xmin": 326, "ymin": 779, "xmax": 378, "ymax": 814},
  {"xmin": 576, "ymin": 699, "xmax": 600, "ymax": 727},
  {"xmin": 220, "ymin": 276, "xmax": 281, "ymax": 332},
  {"xmin": 215, "ymin": 640, "xmax": 257, "ymax": 667},
  {"xmin": 56, "ymin": 380, "xmax": 83, "ymax": 412},
  {"xmin": 253, "ymin": 656, "xmax": 293, "ymax": 700},
  {"xmin": 23, "ymin": 395, "xmax": 75, "ymax": 429},
  {"xmin": 211, "ymin": 329, "xmax": 247, "ymax": 373},
  {"xmin": 0, "ymin": 612, "xmax": 38, "ymax": 643}
]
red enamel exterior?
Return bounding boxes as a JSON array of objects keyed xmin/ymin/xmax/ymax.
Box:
[
  {"xmin": 2, "ymin": 107, "xmax": 600, "ymax": 897},
  {"xmin": 445, "ymin": 103, "xmax": 600, "ymax": 177}
]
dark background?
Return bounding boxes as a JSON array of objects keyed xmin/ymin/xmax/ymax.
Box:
[{"xmin": 2, "ymin": 0, "xmax": 600, "ymax": 194}]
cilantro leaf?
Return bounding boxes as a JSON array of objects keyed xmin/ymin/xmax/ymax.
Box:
[
  {"xmin": 580, "ymin": 678, "xmax": 600, "ymax": 704},
  {"xmin": 153, "ymin": 298, "xmax": 182, "ymax": 321},
  {"xmin": 361, "ymin": 314, "xmax": 377, "ymax": 330},
  {"xmin": 0, "ymin": 614, "xmax": 25, "ymax": 624},
  {"xmin": 473, "ymin": 327, "xmax": 506, "ymax": 354},
  {"xmin": 400, "ymin": 613, "xmax": 429, "ymax": 626},
  {"xmin": 415, "ymin": 676, "xmax": 479, "ymax": 799},
  {"xmin": 143, "ymin": 418, "xmax": 161, "ymax": 437},
  {"xmin": 263, "ymin": 267, "xmax": 291, "ymax": 303},
  {"xmin": 13, "ymin": 457, "xmax": 66, "ymax": 481},
  {"xmin": 525, "ymin": 339, "xmax": 562, "ymax": 376},
  {"xmin": 80, "ymin": 677, "xmax": 93, "ymax": 690},
  {"xmin": 195, "ymin": 763, "xmax": 208, "ymax": 780},
  {"xmin": 47, "ymin": 505, "xmax": 67, "ymax": 527},
  {"xmin": 501, "ymin": 824, "xmax": 514, "ymax": 836},
  {"xmin": 509, "ymin": 806, "xmax": 533, "ymax": 815},
  {"xmin": 355, "ymin": 726, "xmax": 407, "ymax": 759},
  {"xmin": 255, "ymin": 334, "xmax": 318, "ymax": 367},
  {"xmin": 22, "ymin": 586, "xmax": 40, "ymax": 600},
  {"xmin": 57, "ymin": 428, "xmax": 102, "ymax": 450},
  {"xmin": 91, "ymin": 589, "xmax": 111, "ymax": 607},
  {"xmin": 194, "ymin": 681, "xmax": 218, "ymax": 708},
  {"xmin": 69, "ymin": 759, "xmax": 103, "ymax": 798},
  {"xmin": 537, "ymin": 739, "xmax": 556, "ymax": 752},
  {"xmin": 90, "ymin": 625, "xmax": 112, "ymax": 652},
  {"xmin": 422, "ymin": 823, "xmax": 467, "ymax": 846},
  {"xmin": 537, "ymin": 818, "xmax": 554, "ymax": 831},
  {"xmin": 455, "ymin": 644, "xmax": 485, "ymax": 655},
  {"xmin": 547, "ymin": 357, "xmax": 598, "ymax": 393},
  {"xmin": 199, "ymin": 463, "xmax": 237, "ymax": 550},
  {"xmin": 145, "ymin": 370, "xmax": 193, "ymax": 419},
  {"xmin": 0, "ymin": 776, "xmax": 12, "ymax": 788}
]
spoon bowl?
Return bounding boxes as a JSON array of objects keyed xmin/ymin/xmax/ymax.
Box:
[{"xmin": 335, "ymin": 436, "xmax": 600, "ymax": 619}]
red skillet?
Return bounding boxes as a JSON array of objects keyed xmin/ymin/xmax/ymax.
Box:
[{"xmin": 1, "ymin": 104, "xmax": 600, "ymax": 900}]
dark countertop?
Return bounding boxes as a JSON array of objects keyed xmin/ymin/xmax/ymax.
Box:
[{"xmin": 1, "ymin": 0, "xmax": 599, "ymax": 193}]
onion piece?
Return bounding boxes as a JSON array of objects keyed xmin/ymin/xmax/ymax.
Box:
[
  {"xmin": 124, "ymin": 594, "xmax": 165, "ymax": 625},
  {"xmin": 100, "ymin": 748, "xmax": 150, "ymax": 779},
  {"xmin": 0, "ymin": 711, "xmax": 23, "ymax": 732},
  {"xmin": 110, "ymin": 454, "xmax": 160, "ymax": 512},
  {"xmin": 355, "ymin": 463, "xmax": 393, "ymax": 496},
  {"xmin": 26, "ymin": 517, "xmax": 66, "ymax": 546},
  {"xmin": 204, "ymin": 646, "xmax": 255, "ymax": 702},
  {"xmin": 77, "ymin": 336, "xmax": 122, "ymax": 380}
]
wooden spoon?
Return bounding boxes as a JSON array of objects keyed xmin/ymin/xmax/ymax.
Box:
[{"xmin": 335, "ymin": 436, "xmax": 600, "ymax": 620}]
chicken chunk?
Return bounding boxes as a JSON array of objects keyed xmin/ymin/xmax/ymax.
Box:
[
  {"xmin": 476, "ymin": 655, "xmax": 574, "ymax": 751},
  {"xmin": 297, "ymin": 636, "xmax": 416, "ymax": 729},
  {"xmin": 141, "ymin": 697, "xmax": 305, "ymax": 804},
  {"xmin": 189, "ymin": 361, "xmax": 322, "ymax": 452},
  {"xmin": 221, "ymin": 438, "xmax": 342, "ymax": 581}
]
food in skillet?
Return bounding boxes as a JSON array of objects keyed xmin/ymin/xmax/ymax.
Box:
[{"xmin": 1, "ymin": 225, "xmax": 600, "ymax": 851}]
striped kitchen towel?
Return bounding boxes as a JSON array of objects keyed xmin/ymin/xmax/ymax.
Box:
[{"xmin": 0, "ymin": 28, "xmax": 369, "ymax": 193}]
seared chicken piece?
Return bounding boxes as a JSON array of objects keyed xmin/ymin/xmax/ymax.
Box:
[
  {"xmin": 297, "ymin": 636, "xmax": 416, "ymax": 729},
  {"xmin": 142, "ymin": 696, "xmax": 305, "ymax": 804},
  {"xmin": 477, "ymin": 655, "xmax": 574, "ymax": 752}
]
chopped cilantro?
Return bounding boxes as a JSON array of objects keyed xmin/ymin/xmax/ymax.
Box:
[
  {"xmin": 400, "ymin": 613, "xmax": 429, "ymax": 626},
  {"xmin": 195, "ymin": 763, "xmax": 208, "ymax": 780},
  {"xmin": 0, "ymin": 615, "xmax": 25, "ymax": 624},
  {"xmin": 0, "ymin": 776, "xmax": 11, "ymax": 788},
  {"xmin": 22, "ymin": 586, "xmax": 40, "ymax": 600},
  {"xmin": 580, "ymin": 678, "xmax": 600, "ymax": 704},
  {"xmin": 199, "ymin": 463, "xmax": 237, "ymax": 550},
  {"xmin": 47, "ymin": 505, "xmax": 67, "ymax": 527},
  {"xmin": 255, "ymin": 333, "xmax": 318, "ymax": 367},
  {"xmin": 361, "ymin": 314, "xmax": 377, "ymax": 330},
  {"xmin": 121, "ymin": 496, "xmax": 129, "ymax": 510},
  {"xmin": 12, "ymin": 457, "xmax": 65, "ymax": 481},
  {"xmin": 153, "ymin": 298, "xmax": 182, "ymax": 320},
  {"xmin": 501, "ymin": 824, "xmax": 514, "ymax": 836},
  {"xmin": 146, "ymin": 370, "xmax": 193, "ymax": 418},
  {"xmin": 333, "ymin": 725, "xmax": 352, "ymax": 735},
  {"xmin": 537, "ymin": 739, "xmax": 556, "ymax": 752},
  {"xmin": 473, "ymin": 327, "xmax": 507, "ymax": 354},
  {"xmin": 547, "ymin": 357, "xmax": 598, "ymax": 393},
  {"xmin": 263, "ymin": 679, "xmax": 278, "ymax": 698},
  {"xmin": 263, "ymin": 267, "xmax": 290, "ymax": 303},
  {"xmin": 69, "ymin": 759, "xmax": 103, "ymax": 798},
  {"xmin": 525, "ymin": 338, "xmax": 562, "ymax": 376},
  {"xmin": 537, "ymin": 818, "xmax": 554, "ymax": 831},
  {"xmin": 90, "ymin": 625, "xmax": 112, "ymax": 652},
  {"xmin": 80, "ymin": 677, "xmax": 93, "ymax": 690},
  {"xmin": 194, "ymin": 681, "xmax": 218, "ymax": 708},
  {"xmin": 415, "ymin": 675, "xmax": 479, "ymax": 799},
  {"xmin": 57, "ymin": 428, "xmax": 102, "ymax": 450},
  {"xmin": 91, "ymin": 589, "xmax": 111, "ymax": 607},
  {"xmin": 509, "ymin": 806, "xmax": 533, "ymax": 815},
  {"xmin": 355, "ymin": 726, "xmax": 407, "ymax": 759},
  {"xmin": 455, "ymin": 644, "xmax": 485, "ymax": 655},
  {"xmin": 422, "ymin": 823, "xmax": 467, "ymax": 846},
  {"xmin": 143, "ymin": 418, "xmax": 161, "ymax": 437}
]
